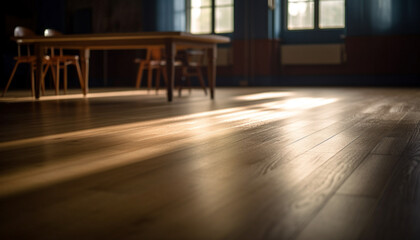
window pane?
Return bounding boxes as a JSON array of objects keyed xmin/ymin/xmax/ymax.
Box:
[
  {"xmin": 319, "ymin": 0, "xmax": 345, "ymax": 28},
  {"xmin": 216, "ymin": 0, "xmax": 233, "ymax": 6},
  {"xmin": 215, "ymin": 6, "xmax": 233, "ymax": 33},
  {"xmin": 190, "ymin": 7, "xmax": 212, "ymax": 34},
  {"xmin": 288, "ymin": 0, "xmax": 314, "ymax": 30},
  {"xmin": 191, "ymin": 0, "xmax": 211, "ymax": 7}
]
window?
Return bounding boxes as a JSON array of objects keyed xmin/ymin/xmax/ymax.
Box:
[
  {"xmin": 287, "ymin": 0, "xmax": 345, "ymax": 30},
  {"xmin": 288, "ymin": 0, "xmax": 315, "ymax": 30},
  {"xmin": 189, "ymin": 0, "xmax": 234, "ymax": 34},
  {"xmin": 319, "ymin": 0, "xmax": 345, "ymax": 28}
]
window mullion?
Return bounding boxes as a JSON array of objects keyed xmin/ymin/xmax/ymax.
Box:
[
  {"xmin": 211, "ymin": 0, "xmax": 216, "ymax": 34},
  {"xmin": 186, "ymin": 0, "xmax": 190, "ymax": 32},
  {"xmin": 314, "ymin": 0, "xmax": 320, "ymax": 30}
]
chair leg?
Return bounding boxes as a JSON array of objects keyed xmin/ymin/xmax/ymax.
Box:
[
  {"xmin": 74, "ymin": 61, "xmax": 85, "ymax": 93},
  {"xmin": 155, "ymin": 69, "xmax": 161, "ymax": 94},
  {"xmin": 2, "ymin": 61, "xmax": 20, "ymax": 97},
  {"xmin": 135, "ymin": 63, "xmax": 145, "ymax": 89},
  {"xmin": 55, "ymin": 60, "xmax": 60, "ymax": 95},
  {"xmin": 178, "ymin": 67, "xmax": 187, "ymax": 97},
  {"xmin": 63, "ymin": 64, "xmax": 68, "ymax": 94},
  {"xmin": 50, "ymin": 63, "xmax": 58, "ymax": 93},
  {"xmin": 147, "ymin": 67, "xmax": 153, "ymax": 92},
  {"xmin": 30, "ymin": 62, "xmax": 35, "ymax": 97},
  {"xmin": 41, "ymin": 63, "xmax": 51, "ymax": 96},
  {"xmin": 197, "ymin": 67, "xmax": 207, "ymax": 96},
  {"xmin": 187, "ymin": 76, "xmax": 192, "ymax": 95}
]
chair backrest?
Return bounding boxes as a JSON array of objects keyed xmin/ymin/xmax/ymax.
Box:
[
  {"xmin": 14, "ymin": 26, "xmax": 35, "ymax": 38},
  {"xmin": 44, "ymin": 29, "xmax": 62, "ymax": 37},
  {"xmin": 44, "ymin": 29, "xmax": 63, "ymax": 56},
  {"xmin": 146, "ymin": 47, "xmax": 164, "ymax": 61},
  {"xmin": 13, "ymin": 26, "xmax": 36, "ymax": 57},
  {"xmin": 178, "ymin": 49, "xmax": 205, "ymax": 65}
]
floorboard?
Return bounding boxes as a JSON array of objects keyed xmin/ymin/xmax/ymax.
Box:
[
  {"xmin": 359, "ymin": 122, "xmax": 420, "ymax": 240},
  {"xmin": 0, "ymin": 87, "xmax": 419, "ymax": 240}
]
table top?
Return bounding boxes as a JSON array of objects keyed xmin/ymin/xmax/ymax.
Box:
[{"xmin": 12, "ymin": 32, "xmax": 230, "ymax": 49}]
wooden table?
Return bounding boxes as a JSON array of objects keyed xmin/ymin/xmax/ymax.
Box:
[{"xmin": 13, "ymin": 32, "xmax": 230, "ymax": 101}]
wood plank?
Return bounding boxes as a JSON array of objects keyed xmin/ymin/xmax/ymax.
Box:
[
  {"xmin": 299, "ymin": 114, "xmax": 420, "ymax": 240},
  {"xmin": 0, "ymin": 88, "xmax": 419, "ymax": 240},
  {"xmin": 186, "ymin": 118, "xmax": 401, "ymax": 240},
  {"xmin": 337, "ymin": 154, "xmax": 400, "ymax": 197},
  {"xmin": 295, "ymin": 194, "xmax": 376, "ymax": 240},
  {"xmin": 359, "ymin": 122, "xmax": 420, "ymax": 240},
  {"xmin": 230, "ymin": 121, "xmax": 399, "ymax": 240}
]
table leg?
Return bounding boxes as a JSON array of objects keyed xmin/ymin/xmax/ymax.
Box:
[
  {"xmin": 207, "ymin": 45, "xmax": 217, "ymax": 99},
  {"xmin": 80, "ymin": 48, "xmax": 90, "ymax": 95},
  {"xmin": 165, "ymin": 41, "xmax": 175, "ymax": 102},
  {"xmin": 35, "ymin": 44, "xmax": 43, "ymax": 99}
]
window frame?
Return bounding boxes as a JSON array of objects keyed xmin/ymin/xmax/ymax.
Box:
[
  {"xmin": 282, "ymin": 0, "xmax": 346, "ymax": 44},
  {"xmin": 286, "ymin": 0, "xmax": 346, "ymax": 31},
  {"xmin": 186, "ymin": 0, "xmax": 234, "ymax": 35}
]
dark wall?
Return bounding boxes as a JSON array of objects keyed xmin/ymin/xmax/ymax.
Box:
[
  {"xmin": 2, "ymin": 0, "xmax": 420, "ymax": 89},
  {"xmin": 1, "ymin": 0, "xmax": 40, "ymax": 89},
  {"xmin": 1, "ymin": 0, "xmax": 145, "ymax": 89},
  {"xmin": 347, "ymin": 0, "xmax": 420, "ymax": 36},
  {"xmin": 278, "ymin": 0, "xmax": 420, "ymax": 86}
]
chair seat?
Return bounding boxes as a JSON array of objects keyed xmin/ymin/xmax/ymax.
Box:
[
  {"xmin": 134, "ymin": 58, "xmax": 183, "ymax": 67},
  {"xmin": 158, "ymin": 60, "xmax": 183, "ymax": 67},
  {"xmin": 50, "ymin": 55, "xmax": 79, "ymax": 61},
  {"xmin": 13, "ymin": 56, "xmax": 51, "ymax": 63},
  {"xmin": 13, "ymin": 56, "xmax": 36, "ymax": 62},
  {"xmin": 187, "ymin": 62, "xmax": 200, "ymax": 67}
]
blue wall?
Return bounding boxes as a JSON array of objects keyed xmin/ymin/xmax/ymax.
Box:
[
  {"xmin": 152, "ymin": 0, "xmax": 186, "ymax": 31},
  {"xmin": 146, "ymin": 0, "xmax": 420, "ymax": 42},
  {"xmin": 238, "ymin": 0, "xmax": 420, "ymax": 43},
  {"xmin": 147, "ymin": 0, "xmax": 276, "ymax": 40},
  {"xmin": 234, "ymin": 0, "xmax": 272, "ymax": 40},
  {"xmin": 347, "ymin": 0, "xmax": 420, "ymax": 36},
  {"xmin": 28, "ymin": 0, "xmax": 420, "ymax": 41}
]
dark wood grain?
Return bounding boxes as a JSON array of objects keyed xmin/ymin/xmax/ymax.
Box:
[
  {"xmin": 296, "ymin": 194, "xmax": 376, "ymax": 240},
  {"xmin": 359, "ymin": 122, "xmax": 420, "ymax": 240},
  {"xmin": 0, "ymin": 87, "xmax": 419, "ymax": 240}
]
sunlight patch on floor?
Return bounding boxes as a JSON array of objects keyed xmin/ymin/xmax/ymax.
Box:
[
  {"xmin": 0, "ymin": 89, "xmax": 153, "ymax": 102},
  {"xmin": 234, "ymin": 92, "xmax": 294, "ymax": 101},
  {"xmin": 0, "ymin": 93, "xmax": 339, "ymax": 197}
]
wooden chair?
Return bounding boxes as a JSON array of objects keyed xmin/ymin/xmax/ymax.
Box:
[
  {"xmin": 44, "ymin": 29, "xmax": 84, "ymax": 95},
  {"xmin": 177, "ymin": 49, "xmax": 207, "ymax": 96},
  {"xmin": 2, "ymin": 26, "xmax": 55, "ymax": 97},
  {"xmin": 134, "ymin": 47, "xmax": 168, "ymax": 92},
  {"xmin": 134, "ymin": 48, "xmax": 207, "ymax": 96}
]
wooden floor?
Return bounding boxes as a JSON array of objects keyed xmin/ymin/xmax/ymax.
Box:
[{"xmin": 0, "ymin": 87, "xmax": 419, "ymax": 240}]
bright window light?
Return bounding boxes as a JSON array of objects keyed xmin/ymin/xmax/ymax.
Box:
[
  {"xmin": 190, "ymin": 0, "xmax": 212, "ymax": 34},
  {"xmin": 189, "ymin": 0, "xmax": 233, "ymax": 34},
  {"xmin": 319, "ymin": 0, "xmax": 345, "ymax": 29},
  {"xmin": 287, "ymin": 0, "xmax": 345, "ymax": 30},
  {"xmin": 215, "ymin": 0, "xmax": 233, "ymax": 33},
  {"xmin": 288, "ymin": 0, "xmax": 315, "ymax": 30}
]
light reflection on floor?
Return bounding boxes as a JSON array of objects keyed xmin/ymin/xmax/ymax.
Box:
[
  {"xmin": 234, "ymin": 92, "xmax": 294, "ymax": 101},
  {"xmin": 0, "ymin": 89, "xmax": 153, "ymax": 103},
  {"xmin": 0, "ymin": 91, "xmax": 338, "ymax": 197}
]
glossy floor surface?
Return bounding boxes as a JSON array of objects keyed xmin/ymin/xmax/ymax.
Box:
[{"xmin": 0, "ymin": 87, "xmax": 419, "ymax": 240}]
